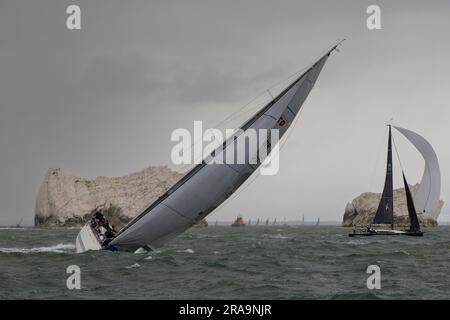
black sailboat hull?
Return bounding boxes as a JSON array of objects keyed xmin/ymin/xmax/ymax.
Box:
[{"xmin": 349, "ymin": 230, "xmax": 423, "ymax": 237}]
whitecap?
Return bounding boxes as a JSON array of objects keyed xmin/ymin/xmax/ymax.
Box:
[
  {"xmin": 268, "ymin": 234, "xmax": 289, "ymax": 240},
  {"xmin": 0, "ymin": 243, "xmax": 75, "ymax": 254},
  {"xmin": 125, "ymin": 263, "xmax": 140, "ymax": 269},
  {"xmin": 177, "ymin": 248, "xmax": 195, "ymax": 254}
]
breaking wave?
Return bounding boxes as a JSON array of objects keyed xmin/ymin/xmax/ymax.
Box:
[
  {"xmin": 0, "ymin": 243, "xmax": 75, "ymax": 254},
  {"xmin": 176, "ymin": 248, "xmax": 195, "ymax": 254}
]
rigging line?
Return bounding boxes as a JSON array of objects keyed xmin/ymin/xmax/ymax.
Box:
[
  {"xmin": 171, "ymin": 41, "xmax": 344, "ymax": 172},
  {"xmin": 423, "ymin": 163, "xmax": 432, "ymax": 211},
  {"xmin": 203, "ymin": 39, "xmax": 344, "ymax": 135},
  {"xmin": 392, "ymin": 134, "xmax": 406, "ymax": 175},
  {"xmin": 368, "ymin": 127, "xmax": 388, "ymax": 192},
  {"xmin": 177, "ymin": 42, "xmax": 344, "ymax": 217},
  {"xmin": 174, "ymin": 81, "xmax": 293, "ymax": 172},
  {"xmin": 188, "ymin": 40, "xmax": 343, "ymax": 148},
  {"xmin": 176, "ymin": 76, "xmax": 293, "ymax": 170},
  {"xmin": 209, "ymin": 105, "xmax": 307, "ymax": 218}
]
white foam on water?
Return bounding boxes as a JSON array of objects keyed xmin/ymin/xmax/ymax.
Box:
[
  {"xmin": 269, "ymin": 234, "xmax": 289, "ymax": 240},
  {"xmin": 0, "ymin": 243, "xmax": 76, "ymax": 254},
  {"xmin": 125, "ymin": 263, "xmax": 140, "ymax": 269},
  {"xmin": 176, "ymin": 248, "xmax": 195, "ymax": 254},
  {"xmin": 262, "ymin": 233, "xmax": 289, "ymax": 240},
  {"xmin": 144, "ymin": 256, "xmax": 153, "ymax": 260}
]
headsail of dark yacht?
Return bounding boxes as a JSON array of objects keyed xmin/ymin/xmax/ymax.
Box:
[{"xmin": 402, "ymin": 173, "xmax": 421, "ymax": 232}]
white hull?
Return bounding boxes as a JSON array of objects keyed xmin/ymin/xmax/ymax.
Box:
[{"xmin": 75, "ymin": 223, "xmax": 102, "ymax": 253}]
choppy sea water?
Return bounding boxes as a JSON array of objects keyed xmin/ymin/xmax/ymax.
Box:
[{"xmin": 1, "ymin": 226, "xmax": 450, "ymax": 299}]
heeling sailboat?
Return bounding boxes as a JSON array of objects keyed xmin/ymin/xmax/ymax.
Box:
[
  {"xmin": 349, "ymin": 125, "xmax": 439, "ymax": 237},
  {"xmin": 75, "ymin": 41, "xmax": 342, "ymax": 253}
]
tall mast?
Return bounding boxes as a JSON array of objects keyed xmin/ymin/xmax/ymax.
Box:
[
  {"xmin": 373, "ymin": 125, "xmax": 394, "ymax": 229},
  {"xmin": 389, "ymin": 125, "xmax": 394, "ymax": 230}
]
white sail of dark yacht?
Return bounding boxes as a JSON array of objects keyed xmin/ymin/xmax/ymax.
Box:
[
  {"xmin": 76, "ymin": 42, "xmax": 342, "ymax": 252},
  {"xmin": 393, "ymin": 126, "xmax": 441, "ymax": 218}
]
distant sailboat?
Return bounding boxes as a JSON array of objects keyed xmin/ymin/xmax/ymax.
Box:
[
  {"xmin": 215, "ymin": 220, "xmax": 218, "ymax": 226},
  {"xmin": 12, "ymin": 218, "xmax": 23, "ymax": 228},
  {"xmin": 265, "ymin": 218, "xmax": 269, "ymax": 226},
  {"xmin": 273, "ymin": 218, "xmax": 277, "ymax": 225},
  {"xmin": 256, "ymin": 218, "xmax": 260, "ymax": 225},
  {"xmin": 283, "ymin": 217, "xmax": 287, "ymax": 226},
  {"xmin": 316, "ymin": 217, "xmax": 320, "ymax": 226},
  {"xmin": 248, "ymin": 219, "xmax": 252, "ymax": 226},
  {"xmin": 349, "ymin": 125, "xmax": 439, "ymax": 237},
  {"xmin": 232, "ymin": 216, "xmax": 246, "ymax": 227},
  {"xmin": 302, "ymin": 214, "xmax": 305, "ymax": 226},
  {"xmin": 75, "ymin": 41, "xmax": 343, "ymax": 253}
]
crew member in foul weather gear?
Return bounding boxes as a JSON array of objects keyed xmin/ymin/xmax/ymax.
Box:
[{"xmin": 91, "ymin": 211, "xmax": 117, "ymax": 246}]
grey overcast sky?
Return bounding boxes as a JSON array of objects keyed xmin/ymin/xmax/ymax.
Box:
[{"xmin": 1, "ymin": 0, "xmax": 449, "ymax": 225}]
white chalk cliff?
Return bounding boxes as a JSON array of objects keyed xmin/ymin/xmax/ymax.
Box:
[
  {"xmin": 35, "ymin": 166, "xmax": 183, "ymax": 228},
  {"xmin": 342, "ymin": 183, "xmax": 444, "ymax": 227}
]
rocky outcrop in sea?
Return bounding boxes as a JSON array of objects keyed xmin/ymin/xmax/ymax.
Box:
[
  {"xmin": 35, "ymin": 166, "xmax": 183, "ymax": 228},
  {"xmin": 342, "ymin": 184, "xmax": 443, "ymax": 228}
]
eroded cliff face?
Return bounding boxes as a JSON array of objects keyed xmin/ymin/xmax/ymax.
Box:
[
  {"xmin": 35, "ymin": 166, "xmax": 183, "ymax": 228},
  {"xmin": 342, "ymin": 184, "xmax": 444, "ymax": 228}
]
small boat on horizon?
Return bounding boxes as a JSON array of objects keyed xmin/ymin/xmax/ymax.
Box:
[
  {"xmin": 231, "ymin": 216, "xmax": 246, "ymax": 227},
  {"xmin": 10, "ymin": 218, "xmax": 23, "ymax": 229}
]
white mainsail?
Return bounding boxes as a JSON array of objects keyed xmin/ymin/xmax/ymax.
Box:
[
  {"xmin": 107, "ymin": 43, "xmax": 342, "ymax": 252},
  {"xmin": 393, "ymin": 126, "xmax": 441, "ymax": 218}
]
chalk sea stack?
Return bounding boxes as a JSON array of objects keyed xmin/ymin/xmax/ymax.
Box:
[
  {"xmin": 35, "ymin": 166, "xmax": 183, "ymax": 228},
  {"xmin": 342, "ymin": 183, "xmax": 443, "ymax": 228}
]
